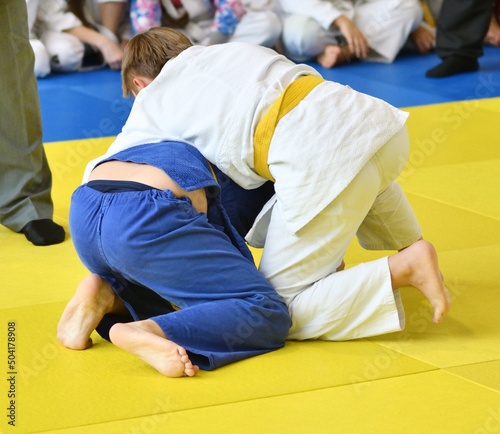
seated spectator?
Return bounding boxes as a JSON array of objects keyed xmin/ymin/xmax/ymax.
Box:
[
  {"xmin": 27, "ymin": 0, "xmax": 123, "ymax": 77},
  {"xmin": 78, "ymin": 0, "xmax": 131, "ymax": 49},
  {"xmin": 276, "ymin": 0, "xmax": 422, "ymax": 68}
]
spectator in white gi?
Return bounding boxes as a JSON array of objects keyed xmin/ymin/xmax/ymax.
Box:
[
  {"xmin": 81, "ymin": 0, "xmax": 131, "ymax": 49},
  {"xmin": 27, "ymin": 0, "xmax": 123, "ymax": 77},
  {"xmin": 276, "ymin": 0, "xmax": 423, "ymax": 68}
]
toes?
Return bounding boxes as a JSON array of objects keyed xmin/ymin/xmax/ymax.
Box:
[
  {"xmin": 185, "ymin": 364, "xmax": 200, "ymax": 377},
  {"xmin": 432, "ymin": 310, "xmax": 443, "ymax": 324},
  {"xmin": 432, "ymin": 294, "xmax": 450, "ymax": 324},
  {"xmin": 177, "ymin": 346, "xmax": 188, "ymax": 357},
  {"xmin": 176, "ymin": 346, "xmax": 198, "ymax": 377},
  {"xmin": 432, "ymin": 302, "xmax": 445, "ymax": 324},
  {"xmin": 433, "ymin": 273, "xmax": 450, "ymax": 323}
]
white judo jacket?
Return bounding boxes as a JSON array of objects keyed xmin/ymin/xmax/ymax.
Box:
[{"xmin": 84, "ymin": 42, "xmax": 408, "ymax": 236}]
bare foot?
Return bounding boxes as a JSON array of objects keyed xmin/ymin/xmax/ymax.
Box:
[
  {"xmin": 389, "ymin": 240, "xmax": 451, "ymax": 324},
  {"xmin": 317, "ymin": 45, "xmax": 351, "ymax": 68},
  {"xmin": 109, "ymin": 320, "xmax": 200, "ymax": 377},
  {"xmin": 57, "ymin": 274, "xmax": 124, "ymax": 350}
]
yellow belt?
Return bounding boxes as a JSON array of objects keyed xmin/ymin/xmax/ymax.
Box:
[{"xmin": 253, "ymin": 75, "xmax": 325, "ymax": 182}]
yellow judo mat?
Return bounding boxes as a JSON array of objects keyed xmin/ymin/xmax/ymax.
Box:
[{"xmin": 1, "ymin": 98, "xmax": 500, "ymax": 433}]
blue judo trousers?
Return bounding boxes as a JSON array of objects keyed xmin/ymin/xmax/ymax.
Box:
[{"xmin": 69, "ymin": 142, "xmax": 290, "ymax": 370}]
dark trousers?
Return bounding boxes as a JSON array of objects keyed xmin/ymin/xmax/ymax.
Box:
[
  {"xmin": 436, "ymin": 0, "xmax": 494, "ymax": 59},
  {"xmin": 0, "ymin": 0, "xmax": 54, "ymax": 231},
  {"xmin": 70, "ymin": 184, "xmax": 291, "ymax": 370}
]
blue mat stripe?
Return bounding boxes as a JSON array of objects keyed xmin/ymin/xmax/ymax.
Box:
[{"xmin": 38, "ymin": 47, "xmax": 500, "ymax": 143}]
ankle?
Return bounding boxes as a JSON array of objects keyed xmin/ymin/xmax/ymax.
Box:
[{"xmin": 388, "ymin": 250, "xmax": 412, "ymax": 290}]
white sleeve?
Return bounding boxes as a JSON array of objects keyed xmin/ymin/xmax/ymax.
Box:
[{"xmin": 277, "ymin": 0, "xmax": 342, "ymax": 29}]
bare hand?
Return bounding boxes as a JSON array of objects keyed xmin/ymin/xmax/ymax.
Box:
[
  {"xmin": 99, "ymin": 39, "xmax": 123, "ymax": 70},
  {"xmin": 333, "ymin": 15, "xmax": 369, "ymax": 60},
  {"xmin": 410, "ymin": 25, "xmax": 435, "ymax": 54}
]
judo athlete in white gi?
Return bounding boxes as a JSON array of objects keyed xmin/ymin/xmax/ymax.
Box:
[
  {"xmin": 84, "ymin": 28, "xmax": 451, "ymax": 343},
  {"xmin": 57, "ymin": 141, "xmax": 291, "ymax": 377},
  {"xmin": 276, "ymin": 0, "xmax": 423, "ymax": 67}
]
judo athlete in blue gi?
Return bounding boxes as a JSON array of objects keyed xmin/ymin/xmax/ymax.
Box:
[{"xmin": 57, "ymin": 141, "xmax": 290, "ymax": 377}]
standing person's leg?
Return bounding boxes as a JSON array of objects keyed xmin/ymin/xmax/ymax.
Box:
[
  {"xmin": 426, "ymin": 0, "xmax": 492, "ymax": 77},
  {"xmin": 435, "ymin": 0, "xmax": 492, "ymax": 59},
  {"xmin": 0, "ymin": 0, "xmax": 65, "ymax": 245}
]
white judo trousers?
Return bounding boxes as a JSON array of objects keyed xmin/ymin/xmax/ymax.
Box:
[{"xmin": 255, "ymin": 127, "xmax": 422, "ymax": 340}]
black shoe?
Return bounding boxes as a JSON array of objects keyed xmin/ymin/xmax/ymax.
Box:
[
  {"xmin": 425, "ymin": 56, "xmax": 479, "ymax": 78},
  {"xmin": 20, "ymin": 219, "xmax": 66, "ymax": 246}
]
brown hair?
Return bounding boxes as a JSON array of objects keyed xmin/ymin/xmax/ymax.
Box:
[{"xmin": 122, "ymin": 27, "xmax": 193, "ymax": 97}]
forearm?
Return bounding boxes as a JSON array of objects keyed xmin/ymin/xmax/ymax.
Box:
[
  {"xmin": 65, "ymin": 24, "xmax": 109, "ymax": 49},
  {"xmin": 99, "ymin": 1, "xmax": 127, "ymax": 36},
  {"xmin": 65, "ymin": 24, "xmax": 123, "ymax": 69}
]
